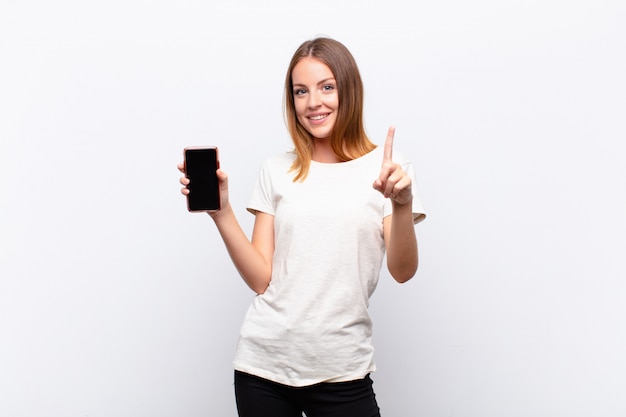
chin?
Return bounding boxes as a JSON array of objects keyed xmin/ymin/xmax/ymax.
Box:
[
  {"xmin": 311, "ymin": 133, "xmax": 331, "ymax": 140},
  {"xmin": 309, "ymin": 126, "xmax": 333, "ymax": 139}
]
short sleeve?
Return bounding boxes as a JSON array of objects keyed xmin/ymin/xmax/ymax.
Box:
[{"xmin": 247, "ymin": 160, "xmax": 276, "ymax": 216}]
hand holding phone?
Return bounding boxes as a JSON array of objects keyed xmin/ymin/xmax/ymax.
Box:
[{"xmin": 183, "ymin": 146, "xmax": 221, "ymax": 212}]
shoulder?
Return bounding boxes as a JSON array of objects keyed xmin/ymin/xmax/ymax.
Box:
[
  {"xmin": 254, "ymin": 151, "xmax": 296, "ymax": 182},
  {"xmin": 260, "ymin": 151, "xmax": 296, "ymax": 169},
  {"xmin": 364, "ymin": 145, "xmax": 412, "ymax": 165}
]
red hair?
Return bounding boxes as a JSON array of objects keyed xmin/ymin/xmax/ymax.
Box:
[{"xmin": 284, "ymin": 37, "xmax": 376, "ymax": 181}]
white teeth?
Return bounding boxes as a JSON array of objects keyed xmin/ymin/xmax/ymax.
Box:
[{"xmin": 310, "ymin": 115, "xmax": 326, "ymax": 120}]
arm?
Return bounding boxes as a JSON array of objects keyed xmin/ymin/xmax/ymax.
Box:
[
  {"xmin": 179, "ymin": 164, "xmax": 274, "ymax": 294},
  {"xmin": 383, "ymin": 202, "xmax": 418, "ymax": 283},
  {"xmin": 373, "ymin": 127, "xmax": 419, "ymax": 283},
  {"xmin": 211, "ymin": 204, "xmax": 274, "ymax": 294}
]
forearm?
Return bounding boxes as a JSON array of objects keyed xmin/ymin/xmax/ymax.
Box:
[
  {"xmin": 211, "ymin": 204, "xmax": 272, "ymax": 294},
  {"xmin": 385, "ymin": 200, "xmax": 418, "ymax": 283}
]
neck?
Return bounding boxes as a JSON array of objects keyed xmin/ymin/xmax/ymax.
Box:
[{"xmin": 311, "ymin": 138, "xmax": 341, "ymax": 163}]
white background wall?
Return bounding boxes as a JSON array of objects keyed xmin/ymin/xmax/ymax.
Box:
[{"xmin": 1, "ymin": 1, "xmax": 625, "ymax": 416}]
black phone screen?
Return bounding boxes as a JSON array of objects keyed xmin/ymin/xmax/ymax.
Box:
[{"xmin": 184, "ymin": 147, "xmax": 220, "ymax": 211}]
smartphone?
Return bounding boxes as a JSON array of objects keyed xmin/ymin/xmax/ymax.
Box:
[{"xmin": 184, "ymin": 146, "xmax": 220, "ymax": 212}]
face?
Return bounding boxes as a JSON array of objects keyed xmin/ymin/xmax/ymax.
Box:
[{"xmin": 291, "ymin": 57, "xmax": 339, "ymax": 140}]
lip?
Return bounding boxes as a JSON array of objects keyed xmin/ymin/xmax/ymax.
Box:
[{"xmin": 307, "ymin": 112, "xmax": 331, "ymax": 125}]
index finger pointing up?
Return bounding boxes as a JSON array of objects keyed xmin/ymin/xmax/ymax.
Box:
[{"xmin": 384, "ymin": 126, "xmax": 395, "ymax": 161}]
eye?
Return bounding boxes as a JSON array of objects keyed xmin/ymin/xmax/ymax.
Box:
[
  {"xmin": 322, "ymin": 84, "xmax": 335, "ymax": 92},
  {"xmin": 294, "ymin": 88, "xmax": 307, "ymax": 96}
]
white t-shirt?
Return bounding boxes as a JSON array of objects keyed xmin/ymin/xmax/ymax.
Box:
[{"xmin": 233, "ymin": 146, "xmax": 426, "ymax": 387}]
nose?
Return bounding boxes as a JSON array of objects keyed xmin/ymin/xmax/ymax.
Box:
[{"xmin": 307, "ymin": 90, "xmax": 322, "ymax": 109}]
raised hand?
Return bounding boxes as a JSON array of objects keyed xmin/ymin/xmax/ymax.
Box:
[
  {"xmin": 372, "ymin": 126, "xmax": 413, "ymax": 206},
  {"xmin": 178, "ymin": 162, "xmax": 230, "ymax": 216}
]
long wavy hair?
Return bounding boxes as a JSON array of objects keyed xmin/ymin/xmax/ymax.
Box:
[{"xmin": 284, "ymin": 37, "xmax": 376, "ymax": 182}]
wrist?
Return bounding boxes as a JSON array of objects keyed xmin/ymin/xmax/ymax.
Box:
[
  {"xmin": 391, "ymin": 197, "xmax": 413, "ymax": 211},
  {"xmin": 208, "ymin": 202, "xmax": 232, "ymax": 222}
]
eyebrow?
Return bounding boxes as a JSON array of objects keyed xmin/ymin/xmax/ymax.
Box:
[{"xmin": 292, "ymin": 77, "xmax": 336, "ymax": 88}]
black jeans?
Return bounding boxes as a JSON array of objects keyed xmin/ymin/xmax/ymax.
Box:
[{"xmin": 234, "ymin": 371, "xmax": 381, "ymax": 417}]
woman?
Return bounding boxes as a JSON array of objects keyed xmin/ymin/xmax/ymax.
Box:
[{"xmin": 179, "ymin": 37, "xmax": 426, "ymax": 417}]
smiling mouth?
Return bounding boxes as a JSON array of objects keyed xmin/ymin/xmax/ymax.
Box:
[{"xmin": 309, "ymin": 114, "xmax": 328, "ymax": 121}]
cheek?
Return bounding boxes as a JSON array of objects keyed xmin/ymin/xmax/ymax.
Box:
[
  {"xmin": 294, "ymin": 103, "xmax": 304, "ymax": 118},
  {"xmin": 326, "ymin": 93, "xmax": 339, "ymax": 110},
  {"xmin": 294, "ymin": 99, "xmax": 307, "ymax": 117}
]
